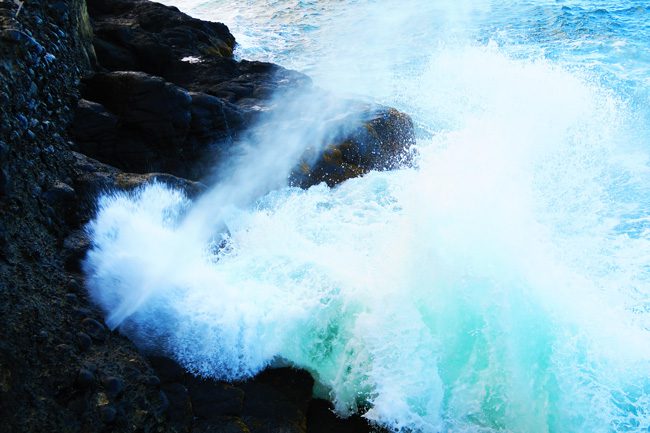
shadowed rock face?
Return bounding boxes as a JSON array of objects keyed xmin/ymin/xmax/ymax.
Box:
[
  {"xmin": 69, "ymin": 70, "xmax": 415, "ymax": 187},
  {"xmin": 86, "ymin": 0, "xmax": 311, "ymax": 114},
  {"xmin": 87, "ymin": 0, "xmax": 235, "ymax": 73},
  {"xmin": 70, "ymin": 71, "xmax": 244, "ymax": 179}
]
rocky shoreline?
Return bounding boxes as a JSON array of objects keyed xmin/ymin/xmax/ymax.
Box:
[{"xmin": 0, "ymin": 0, "xmax": 414, "ymax": 431}]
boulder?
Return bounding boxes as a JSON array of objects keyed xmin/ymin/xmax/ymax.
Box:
[
  {"xmin": 42, "ymin": 181, "xmax": 77, "ymax": 224},
  {"xmin": 78, "ymin": 0, "xmax": 416, "ymax": 188},
  {"xmin": 71, "ymin": 76, "xmax": 416, "ymax": 189},
  {"xmin": 63, "ymin": 229, "xmax": 92, "ymax": 272},
  {"xmin": 168, "ymin": 59, "xmax": 312, "ymax": 114},
  {"xmin": 80, "ymin": 317, "xmax": 108, "ymax": 342},
  {"xmin": 291, "ymin": 106, "xmax": 417, "ymax": 188},
  {"xmin": 86, "ymin": 0, "xmax": 308, "ymax": 114},
  {"xmin": 68, "ymin": 99, "xmax": 119, "ymax": 151}
]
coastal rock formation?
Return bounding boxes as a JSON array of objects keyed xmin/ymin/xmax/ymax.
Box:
[
  {"xmin": 72, "ymin": 0, "xmax": 415, "ymax": 186},
  {"xmin": 88, "ymin": 0, "xmax": 235, "ymax": 74},
  {"xmin": 0, "ymin": 0, "xmax": 411, "ymax": 431},
  {"xmin": 70, "ymin": 71, "xmax": 244, "ymax": 179}
]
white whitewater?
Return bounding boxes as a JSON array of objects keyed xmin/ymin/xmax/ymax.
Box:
[{"xmin": 85, "ymin": 1, "xmax": 650, "ymax": 431}]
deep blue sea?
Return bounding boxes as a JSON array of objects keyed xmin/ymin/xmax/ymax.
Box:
[{"xmin": 85, "ymin": 2, "xmax": 650, "ymax": 431}]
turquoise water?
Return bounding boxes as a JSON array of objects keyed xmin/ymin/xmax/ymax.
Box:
[{"xmin": 85, "ymin": 2, "xmax": 650, "ymax": 432}]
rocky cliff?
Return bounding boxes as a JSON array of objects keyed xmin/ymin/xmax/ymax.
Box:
[{"xmin": 0, "ymin": 0, "xmax": 413, "ymax": 431}]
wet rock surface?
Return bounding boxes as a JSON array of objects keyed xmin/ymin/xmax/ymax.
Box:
[
  {"xmin": 290, "ymin": 106, "xmax": 417, "ymax": 188},
  {"xmin": 144, "ymin": 356, "xmax": 380, "ymax": 433},
  {"xmin": 0, "ymin": 0, "xmax": 408, "ymax": 431}
]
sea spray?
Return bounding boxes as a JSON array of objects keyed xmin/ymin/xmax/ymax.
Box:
[{"xmin": 84, "ymin": 2, "xmax": 650, "ymax": 432}]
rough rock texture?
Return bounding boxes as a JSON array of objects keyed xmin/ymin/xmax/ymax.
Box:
[
  {"xmin": 291, "ymin": 107, "xmax": 416, "ymax": 187},
  {"xmin": 88, "ymin": 0, "xmax": 235, "ymax": 74},
  {"xmin": 71, "ymin": 0, "xmax": 414, "ymax": 187},
  {"xmin": 0, "ymin": 0, "xmax": 182, "ymax": 429},
  {"xmin": 69, "ymin": 150, "xmax": 207, "ymax": 227},
  {"xmin": 0, "ymin": 0, "xmax": 410, "ymax": 432},
  {"xmin": 71, "ymin": 71, "xmax": 243, "ymax": 179}
]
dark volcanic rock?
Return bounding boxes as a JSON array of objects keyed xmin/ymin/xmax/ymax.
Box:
[
  {"xmin": 189, "ymin": 91, "xmax": 243, "ymax": 144},
  {"xmin": 187, "ymin": 377, "xmax": 245, "ymax": 419},
  {"xmin": 103, "ymin": 376, "xmax": 125, "ymax": 397},
  {"xmin": 100, "ymin": 404, "xmax": 118, "ymax": 424},
  {"xmin": 148, "ymin": 355, "xmax": 185, "ymax": 384},
  {"xmin": 81, "ymin": 71, "xmax": 192, "ymax": 143},
  {"xmin": 88, "ymin": 0, "xmax": 235, "ymax": 76},
  {"xmin": 75, "ymin": 0, "xmax": 416, "ymax": 188},
  {"xmin": 238, "ymin": 368, "xmax": 314, "ymax": 433},
  {"xmin": 85, "ymin": 0, "xmax": 308, "ymax": 119},
  {"xmin": 81, "ymin": 317, "xmax": 108, "ymax": 342},
  {"xmin": 193, "ymin": 417, "xmax": 250, "ymax": 433},
  {"xmin": 75, "ymin": 71, "xmax": 192, "ymax": 175},
  {"xmin": 62, "ymin": 229, "xmax": 91, "ymax": 271},
  {"xmin": 71, "ymin": 72, "xmax": 415, "ymax": 187},
  {"xmin": 161, "ymin": 382, "xmax": 192, "ymax": 424},
  {"xmin": 68, "ymin": 99, "xmax": 119, "ymax": 150},
  {"xmin": 76, "ymin": 331, "xmax": 92, "ymax": 351},
  {"xmin": 42, "ymin": 181, "xmax": 76, "ymax": 210},
  {"xmin": 69, "ymin": 151, "xmax": 206, "ymax": 224},
  {"xmin": 70, "ymin": 72, "xmax": 242, "ymax": 178},
  {"xmin": 76, "ymin": 368, "xmax": 96, "ymax": 389}
]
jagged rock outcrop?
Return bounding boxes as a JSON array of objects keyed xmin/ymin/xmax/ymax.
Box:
[
  {"xmin": 70, "ymin": 71, "xmax": 243, "ymax": 179},
  {"xmin": 70, "ymin": 0, "xmax": 415, "ymax": 187},
  {"xmin": 88, "ymin": 0, "xmax": 235, "ymax": 74}
]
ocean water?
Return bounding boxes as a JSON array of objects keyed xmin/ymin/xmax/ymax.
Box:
[{"xmin": 84, "ymin": 1, "xmax": 650, "ymax": 432}]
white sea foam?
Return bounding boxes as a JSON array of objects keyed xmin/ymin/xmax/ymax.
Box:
[{"xmin": 85, "ymin": 1, "xmax": 650, "ymax": 431}]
